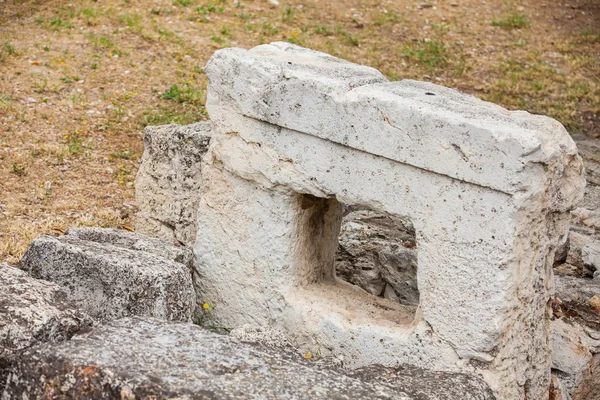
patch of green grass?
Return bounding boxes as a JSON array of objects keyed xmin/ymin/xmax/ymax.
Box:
[
  {"xmin": 70, "ymin": 95, "xmax": 83, "ymax": 104},
  {"xmin": 49, "ymin": 17, "xmax": 73, "ymax": 30},
  {"xmin": 492, "ymin": 12, "xmax": 529, "ymax": 30},
  {"xmin": 67, "ymin": 135, "xmax": 83, "ymax": 155},
  {"xmin": 32, "ymin": 77, "xmax": 48, "ymax": 93},
  {"xmin": 314, "ymin": 25, "xmax": 330, "ymax": 36},
  {"xmin": 86, "ymin": 33, "xmax": 122, "ymax": 56},
  {"xmin": 261, "ymin": 22, "xmax": 279, "ymax": 36},
  {"xmin": 0, "ymin": 42, "xmax": 17, "ymax": 63},
  {"xmin": 161, "ymin": 84, "xmax": 205, "ymax": 104},
  {"xmin": 11, "ymin": 165, "xmax": 26, "ymax": 176},
  {"xmin": 173, "ymin": 0, "xmax": 192, "ymax": 6},
  {"xmin": 210, "ymin": 35, "xmax": 225, "ymax": 44},
  {"xmin": 118, "ymin": 12, "xmax": 142, "ymax": 30},
  {"xmin": 403, "ymin": 40, "xmax": 447, "ymax": 71},
  {"xmin": 111, "ymin": 150, "xmax": 135, "ymax": 160},
  {"xmin": 236, "ymin": 12, "xmax": 253, "ymax": 21},
  {"xmin": 195, "ymin": 3, "xmax": 224, "ymax": 14},
  {"xmin": 79, "ymin": 7, "xmax": 98, "ymax": 18},
  {"xmin": 0, "ymin": 96, "xmax": 13, "ymax": 111},
  {"xmin": 336, "ymin": 26, "xmax": 359, "ymax": 46},
  {"xmin": 142, "ymin": 107, "xmax": 200, "ymax": 125},
  {"xmin": 373, "ymin": 11, "xmax": 398, "ymax": 26}
]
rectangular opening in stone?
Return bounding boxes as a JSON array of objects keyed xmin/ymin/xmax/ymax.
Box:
[
  {"xmin": 335, "ymin": 206, "xmax": 420, "ymax": 308},
  {"xmin": 292, "ymin": 194, "xmax": 418, "ymax": 327}
]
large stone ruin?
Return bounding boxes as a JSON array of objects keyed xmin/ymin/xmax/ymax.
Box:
[
  {"xmin": 3, "ymin": 42, "xmax": 598, "ymax": 399},
  {"xmin": 136, "ymin": 43, "xmax": 586, "ymax": 399}
]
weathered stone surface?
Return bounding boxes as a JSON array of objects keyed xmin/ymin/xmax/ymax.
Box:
[
  {"xmin": 2, "ymin": 317, "xmax": 494, "ymax": 400},
  {"xmin": 20, "ymin": 235, "xmax": 195, "ymax": 322},
  {"xmin": 582, "ymin": 242, "xmax": 600, "ymax": 275},
  {"xmin": 335, "ymin": 207, "xmax": 419, "ymax": 306},
  {"xmin": 0, "ymin": 263, "xmax": 91, "ymax": 387},
  {"xmin": 64, "ymin": 227, "xmax": 193, "ymax": 266},
  {"xmin": 550, "ymin": 319, "xmax": 594, "ymax": 395},
  {"xmin": 199, "ymin": 42, "xmax": 585, "ymax": 399},
  {"xmin": 136, "ymin": 122, "xmax": 212, "ymax": 247},
  {"xmin": 572, "ymin": 353, "xmax": 600, "ymax": 400},
  {"xmin": 564, "ymin": 231, "xmax": 597, "ymax": 277},
  {"xmin": 573, "ymin": 135, "xmax": 600, "ymax": 186}
]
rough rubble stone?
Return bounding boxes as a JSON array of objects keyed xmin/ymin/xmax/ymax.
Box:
[
  {"xmin": 571, "ymin": 353, "xmax": 600, "ymax": 400},
  {"xmin": 20, "ymin": 235, "xmax": 195, "ymax": 322},
  {"xmin": 64, "ymin": 227, "xmax": 193, "ymax": 266},
  {"xmin": 135, "ymin": 122, "xmax": 212, "ymax": 247},
  {"xmin": 581, "ymin": 242, "xmax": 600, "ymax": 274},
  {"xmin": 556, "ymin": 136, "xmax": 600, "ymax": 277},
  {"xmin": 200, "ymin": 42, "xmax": 584, "ymax": 399},
  {"xmin": 0, "ymin": 263, "xmax": 91, "ymax": 387},
  {"xmin": 550, "ymin": 319, "xmax": 593, "ymax": 395},
  {"xmin": 573, "ymin": 135, "xmax": 600, "ymax": 186},
  {"xmin": 335, "ymin": 207, "xmax": 419, "ymax": 306},
  {"xmin": 551, "ymin": 273, "xmax": 600, "ymax": 397},
  {"xmin": 2, "ymin": 317, "xmax": 494, "ymax": 400}
]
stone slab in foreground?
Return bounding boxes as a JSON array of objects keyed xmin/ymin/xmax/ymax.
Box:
[
  {"xmin": 20, "ymin": 232, "xmax": 195, "ymax": 322},
  {"xmin": 2, "ymin": 317, "xmax": 494, "ymax": 400},
  {"xmin": 0, "ymin": 263, "xmax": 91, "ymax": 386}
]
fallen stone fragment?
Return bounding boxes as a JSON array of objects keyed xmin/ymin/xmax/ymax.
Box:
[
  {"xmin": 3, "ymin": 317, "xmax": 494, "ymax": 400},
  {"xmin": 20, "ymin": 235, "xmax": 195, "ymax": 322},
  {"xmin": 64, "ymin": 227, "xmax": 193, "ymax": 266},
  {"xmin": 135, "ymin": 122, "xmax": 212, "ymax": 247},
  {"xmin": 0, "ymin": 263, "xmax": 91, "ymax": 387}
]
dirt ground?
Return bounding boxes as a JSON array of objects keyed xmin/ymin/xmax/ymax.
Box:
[{"xmin": 0, "ymin": 0, "xmax": 599, "ymax": 263}]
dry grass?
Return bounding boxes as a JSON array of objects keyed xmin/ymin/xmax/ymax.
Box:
[{"xmin": 1, "ymin": 0, "xmax": 599, "ymax": 264}]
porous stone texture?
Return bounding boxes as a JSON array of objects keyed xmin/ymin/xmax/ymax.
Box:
[
  {"xmin": 549, "ymin": 136, "xmax": 600, "ymax": 398},
  {"xmin": 2, "ymin": 317, "xmax": 495, "ymax": 400},
  {"xmin": 64, "ymin": 227, "xmax": 193, "ymax": 266},
  {"xmin": 550, "ymin": 319, "xmax": 594, "ymax": 396},
  {"xmin": 198, "ymin": 42, "xmax": 585, "ymax": 399},
  {"xmin": 0, "ymin": 263, "xmax": 91, "ymax": 388},
  {"xmin": 552, "ymin": 273, "xmax": 600, "ymax": 397},
  {"xmin": 556, "ymin": 136, "xmax": 600, "ymax": 278},
  {"xmin": 136, "ymin": 121, "xmax": 212, "ymax": 247},
  {"xmin": 20, "ymin": 234, "xmax": 195, "ymax": 322},
  {"xmin": 571, "ymin": 353, "xmax": 600, "ymax": 400},
  {"xmin": 335, "ymin": 207, "xmax": 419, "ymax": 306}
]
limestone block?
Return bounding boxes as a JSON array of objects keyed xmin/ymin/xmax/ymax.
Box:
[
  {"xmin": 0, "ymin": 263, "xmax": 91, "ymax": 387},
  {"xmin": 64, "ymin": 227, "xmax": 193, "ymax": 266},
  {"xmin": 20, "ymin": 235, "xmax": 195, "ymax": 322},
  {"xmin": 135, "ymin": 122, "xmax": 212, "ymax": 246},
  {"xmin": 199, "ymin": 42, "xmax": 585, "ymax": 399},
  {"xmin": 2, "ymin": 317, "xmax": 494, "ymax": 400}
]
